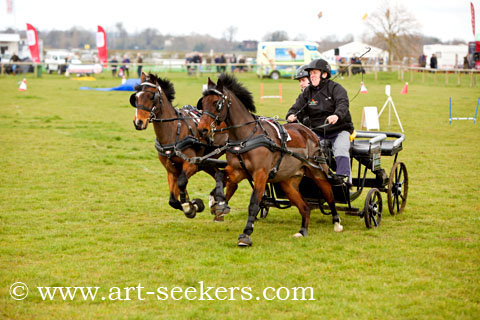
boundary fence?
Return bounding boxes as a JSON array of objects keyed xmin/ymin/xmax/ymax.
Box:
[{"xmin": 1, "ymin": 62, "xmax": 479, "ymax": 87}]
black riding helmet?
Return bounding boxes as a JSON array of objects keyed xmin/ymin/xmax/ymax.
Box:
[
  {"xmin": 305, "ymin": 58, "xmax": 331, "ymax": 79},
  {"xmin": 293, "ymin": 64, "xmax": 309, "ymax": 80}
]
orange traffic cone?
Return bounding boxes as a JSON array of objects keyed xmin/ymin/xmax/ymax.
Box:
[
  {"xmin": 401, "ymin": 82, "xmax": 408, "ymax": 94},
  {"xmin": 18, "ymin": 78, "xmax": 27, "ymax": 91},
  {"xmin": 360, "ymin": 81, "xmax": 368, "ymax": 94}
]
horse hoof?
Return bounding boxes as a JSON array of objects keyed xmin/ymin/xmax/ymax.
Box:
[
  {"xmin": 213, "ymin": 215, "xmax": 224, "ymax": 222},
  {"xmin": 237, "ymin": 234, "xmax": 252, "ymax": 247},
  {"xmin": 192, "ymin": 198, "xmax": 205, "ymax": 213},
  {"xmin": 334, "ymin": 222, "xmax": 344, "ymax": 232},
  {"xmin": 215, "ymin": 202, "xmax": 230, "ymax": 216},
  {"xmin": 182, "ymin": 202, "xmax": 196, "ymax": 219},
  {"xmin": 293, "ymin": 232, "xmax": 304, "ymax": 238}
]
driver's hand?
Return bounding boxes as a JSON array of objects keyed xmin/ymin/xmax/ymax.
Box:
[
  {"xmin": 287, "ymin": 114, "xmax": 297, "ymax": 122},
  {"xmin": 327, "ymin": 115, "xmax": 339, "ymax": 124}
]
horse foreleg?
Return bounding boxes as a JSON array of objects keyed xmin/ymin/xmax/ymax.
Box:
[
  {"xmin": 279, "ymin": 178, "xmax": 311, "ymax": 238},
  {"xmin": 208, "ymin": 170, "xmax": 230, "ymax": 220},
  {"xmin": 178, "ymin": 163, "xmax": 201, "ymax": 218},
  {"xmin": 238, "ymin": 169, "xmax": 268, "ymax": 247}
]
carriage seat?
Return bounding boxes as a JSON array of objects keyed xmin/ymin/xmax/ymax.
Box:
[{"xmin": 351, "ymin": 131, "xmax": 404, "ymax": 156}]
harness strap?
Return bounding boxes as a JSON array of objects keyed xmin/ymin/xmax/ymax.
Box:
[{"xmin": 237, "ymin": 154, "xmax": 254, "ymax": 189}]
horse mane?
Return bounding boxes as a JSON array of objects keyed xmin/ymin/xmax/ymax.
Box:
[
  {"xmin": 135, "ymin": 73, "xmax": 176, "ymax": 103},
  {"xmin": 218, "ymin": 73, "xmax": 256, "ymax": 113}
]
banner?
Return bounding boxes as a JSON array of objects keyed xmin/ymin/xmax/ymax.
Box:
[
  {"xmin": 472, "ymin": 2, "xmax": 476, "ymax": 37},
  {"xmin": 7, "ymin": 0, "xmax": 13, "ymax": 14},
  {"xmin": 96, "ymin": 26, "xmax": 108, "ymax": 67},
  {"xmin": 26, "ymin": 23, "xmax": 41, "ymax": 63}
]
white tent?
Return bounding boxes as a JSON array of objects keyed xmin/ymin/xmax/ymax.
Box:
[{"xmin": 322, "ymin": 41, "xmax": 388, "ymax": 65}]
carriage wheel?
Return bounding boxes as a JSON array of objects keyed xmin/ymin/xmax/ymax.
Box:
[
  {"xmin": 258, "ymin": 187, "xmax": 271, "ymax": 219},
  {"xmin": 387, "ymin": 162, "xmax": 408, "ymax": 215},
  {"xmin": 364, "ymin": 188, "xmax": 382, "ymax": 229}
]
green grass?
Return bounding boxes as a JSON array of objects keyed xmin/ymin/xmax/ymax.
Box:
[{"xmin": 0, "ymin": 72, "xmax": 479, "ymax": 319}]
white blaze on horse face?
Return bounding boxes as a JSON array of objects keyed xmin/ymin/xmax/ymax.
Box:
[{"xmin": 135, "ymin": 91, "xmax": 145, "ymax": 120}]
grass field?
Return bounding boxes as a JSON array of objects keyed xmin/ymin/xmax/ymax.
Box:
[{"xmin": 1, "ymin": 71, "xmax": 479, "ymax": 319}]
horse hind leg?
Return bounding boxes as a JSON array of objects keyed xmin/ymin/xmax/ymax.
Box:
[
  {"xmin": 309, "ymin": 171, "xmax": 344, "ymax": 232},
  {"xmin": 279, "ymin": 179, "xmax": 311, "ymax": 238},
  {"xmin": 167, "ymin": 172, "xmax": 182, "ymax": 210}
]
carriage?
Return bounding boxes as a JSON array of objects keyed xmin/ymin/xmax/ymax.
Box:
[{"xmin": 257, "ymin": 130, "xmax": 408, "ymax": 229}]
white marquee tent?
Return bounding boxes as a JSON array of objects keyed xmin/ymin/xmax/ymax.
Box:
[{"xmin": 322, "ymin": 41, "xmax": 388, "ymax": 65}]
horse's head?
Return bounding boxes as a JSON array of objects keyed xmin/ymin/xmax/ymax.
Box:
[
  {"xmin": 198, "ymin": 77, "xmax": 229, "ymax": 138},
  {"xmin": 130, "ymin": 72, "xmax": 175, "ymax": 130},
  {"xmin": 198, "ymin": 74, "xmax": 256, "ymax": 139}
]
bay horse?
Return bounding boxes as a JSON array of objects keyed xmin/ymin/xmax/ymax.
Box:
[
  {"xmin": 197, "ymin": 74, "xmax": 343, "ymax": 246},
  {"xmin": 131, "ymin": 72, "xmax": 229, "ymax": 220}
]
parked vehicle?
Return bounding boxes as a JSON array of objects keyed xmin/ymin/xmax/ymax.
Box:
[
  {"xmin": 256, "ymin": 41, "xmax": 336, "ymax": 80},
  {"xmin": 45, "ymin": 50, "xmax": 70, "ymax": 74}
]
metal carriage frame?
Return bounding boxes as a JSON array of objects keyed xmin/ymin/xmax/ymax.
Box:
[{"xmin": 258, "ymin": 131, "xmax": 408, "ymax": 228}]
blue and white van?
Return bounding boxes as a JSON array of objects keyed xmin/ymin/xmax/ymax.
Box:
[{"xmin": 256, "ymin": 41, "xmax": 336, "ymax": 80}]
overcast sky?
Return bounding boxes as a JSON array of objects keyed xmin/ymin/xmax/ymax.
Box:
[{"xmin": 0, "ymin": 0, "xmax": 477, "ymax": 42}]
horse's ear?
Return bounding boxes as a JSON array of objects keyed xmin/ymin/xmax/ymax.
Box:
[
  {"xmin": 207, "ymin": 77, "xmax": 216, "ymax": 89},
  {"xmin": 216, "ymin": 78, "xmax": 223, "ymax": 93},
  {"xmin": 140, "ymin": 72, "xmax": 147, "ymax": 82},
  {"xmin": 196, "ymin": 97, "xmax": 203, "ymax": 110}
]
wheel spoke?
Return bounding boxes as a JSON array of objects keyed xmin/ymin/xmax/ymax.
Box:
[{"xmin": 396, "ymin": 194, "xmax": 400, "ymax": 212}]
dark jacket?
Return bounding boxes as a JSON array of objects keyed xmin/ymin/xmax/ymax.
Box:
[{"xmin": 286, "ymin": 79, "xmax": 354, "ymax": 137}]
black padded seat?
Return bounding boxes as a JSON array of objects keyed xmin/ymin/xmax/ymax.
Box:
[
  {"xmin": 351, "ymin": 140, "xmax": 372, "ymax": 156},
  {"xmin": 352, "ymin": 139, "xmax": 402, "ymax": 156}
]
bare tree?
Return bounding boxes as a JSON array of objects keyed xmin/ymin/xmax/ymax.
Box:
[
  {"xmin": 223, "ymin": 26, "xmax": 238, "ymax": 43},
  {"xmin": 263, "ymin": 30, "xmax": 289, "ymax": 41},
  {"xmin": 364, "ymin": 0, "xmax": 420, "ymax": 63}
]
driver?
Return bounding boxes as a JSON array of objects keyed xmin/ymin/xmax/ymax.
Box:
[{"xmin": 286, "ymin": 59, "xmax": 354, "ymax": 185}]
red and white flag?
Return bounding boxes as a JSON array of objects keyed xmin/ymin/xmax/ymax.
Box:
[
  {"xmin": 7, "ymin": 0, "xmax": 13, "ymax": 14},
  {"xmin": 26, "ymin": 23, "xmax": 41, "ymax": 63},
  {"xmin": 471, "ymin": 2, "xmax": 476, "ymax": 37},
  {"xmin": 96, "ymin": 26, "xmax": 108, "ymax": 67}
]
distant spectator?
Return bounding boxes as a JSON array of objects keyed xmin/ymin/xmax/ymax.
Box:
[
  {"xmin": 419, "ymin": 54, "xmax": 426, "ymax": 68},
  {"xmin": 110, "ymin": 56, "xmax": 118, "ymax": 77},
  {"xmin": 185, "ymin": 53, "xmax": 192, "ymax": 75},
  {"xmin": 463, "ymin": 56, "xmax": 469, "ymax": 70},
  {"xmin": 231, "ymin": 53, "xmax": 237, "ymax": 72},
  {"xmin": 219, "ymin": 54, "xmax": 226, "ymax": 73},
  {"xmin": 122, "ymin": 54, "xmax": 130, "ymax": 77},
  {"xmin": 238, "ymin": 55, "xmax": 246, "ymax": 72},
  {"xmin": 10, "ymin": 53, "xmax": 19, "ymax": 75},
  {"xmin": 136, "ymin": 53, "xmax": 143, "ymax": 78},
  {"xmin": 214, "ymin": 55, "xmax": 221, "ymax": 73},
  {"xmin": 430, "ymin": 54, "xmax": 438, "ymax": 69}
]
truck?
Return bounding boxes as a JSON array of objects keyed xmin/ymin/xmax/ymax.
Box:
[
  {"xmin": 256, "ymin": 41, "xmax": 335, "ymax": 80},
  {"xmin": 45, "ymin": 50, "xmax": 70, "ymax": 74},
  {"xmin": 423, "ymin": 44, "xmax": 468, "ymax": 69}
]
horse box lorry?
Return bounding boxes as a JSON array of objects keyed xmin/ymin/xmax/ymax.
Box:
[{"xmin": 256, "ymin": 41, "xmax": 335, "ymax": 80}]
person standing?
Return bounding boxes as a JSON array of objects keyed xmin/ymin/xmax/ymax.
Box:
[
  {"xmin": 110, "ymin": 56, "xmax": 118, "ymax": 77},
  {"xmin": 430, "ymin": 53, "xmax": 438, "ymax": 69},
  {"xmin": 10, "ymin": 53, "xmax": 20, "ymax": 75},
  {"xmin": 122, "ymin": 54, "xmax": 130, "ymax": 77},
  {"xmin": 286, "ymin": 59, "xmax": 354, "ymax": 184},
  {"xmin": 136, "ymin": 53, "xmax": 143, "ymax": 78}
]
